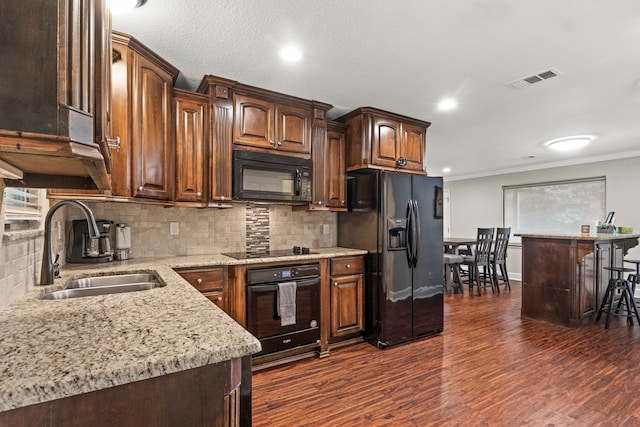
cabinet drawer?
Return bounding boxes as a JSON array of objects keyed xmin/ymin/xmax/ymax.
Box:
[
  {"xmin": 331, "ymin": 256, "xmax": 363, "ymax": 276},
  {"xmin": 177, "ymin": 268, "xmax": 224, "ymax": 293}
]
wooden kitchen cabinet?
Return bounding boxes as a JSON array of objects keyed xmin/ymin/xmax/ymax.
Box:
[
  {"xmin": 330, "ymin": 256, "xmax": 364, "ymax": 338},
  {"xmin": 326, "ymin": 122, "xmax": 347, "ymax": 210},
  {"xmin": 337, "ymin": 107, "xmax": 430, "ymax": 174},
  {"xmin": 110, "ymin": 31, "xmax": 179, "ymax": 200},
  {"xmin": 176, "ymin": 266, "xmax": 230, "ymax": 315},
  {"xmin": 234, "ymin": 94, "xmax": 312, "ymax": 155},
  {"xmin": 0, "ymin": 0, "xmax": 111, "ymax": 190},
  {"xmin": 174, "ymin": 89, "xmax": 209, "ymax": 204}
]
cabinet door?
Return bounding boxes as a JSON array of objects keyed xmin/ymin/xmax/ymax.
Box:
[
  {"xmin": 326, "ymin": 129, "xmax": 346, "ymax": 208},
  {"xmin": 331, "ymin": 274, "xmax": 364, "ymax": 337},
  {"xmin": 276, "ymin": 103, "xmax": 312, "ymax": 153},
  {"xmin": 174, "ymin": 93, "xmax": 207, "ymax": 203},
  {"xmin": 401, "ymin": 122, "xmax": 426, "ymax": 172},
  {"xmin": 233, "ymin": 95, "xmax": 275, "ymax": 150},
  {"xmin": 371, "ymin": 116, "xmax": 401, "ymax": 168},
  {"xmin": 132, "ymin": 55, "xmax": 174, "ymax": 200}
]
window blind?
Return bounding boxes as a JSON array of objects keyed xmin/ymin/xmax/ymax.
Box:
[{"xmin": 3, "ymin": 188, "xmax": 45, "ymax": 230}]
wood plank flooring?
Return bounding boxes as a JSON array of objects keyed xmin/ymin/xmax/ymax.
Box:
[{"xmin": 252, "ymin": 281, "xmax": 640, "ymax": 426}]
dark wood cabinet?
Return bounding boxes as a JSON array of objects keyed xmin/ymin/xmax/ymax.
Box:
[
  {"xmin": 111, "ymin": 31, "xmax": 179, "ymax": 200},
  {"xmin": 176, "ymin": 266, "xmax": 230, "ymax": 316},
  {"xmin": 0, "ymin": 0, "xmax": 111, "ymax": 190},
  {"xmin": 0, "ymin": 359, "xmax": 243, "ymax": 427},
  {"xmin": 326, "ymin": 122, "xmax": 347, "ymax": 210},
  {"xmin": 520, "ymin": 235, "xmax": 639, "ymax": 327},
  {"xmin": 330, "ymin": 256, "xmax": 364, "ymax": 339},
  {"xmin": 174, "ymin": 89, "xmax": 209, "ymax": 204},
  {"xmin": 234, "ymin": 94, "xmax": 312, "ymax": 154},
  {"xmin": 337, "ymin": 107, "xmax": 430, "ymax": 174}
]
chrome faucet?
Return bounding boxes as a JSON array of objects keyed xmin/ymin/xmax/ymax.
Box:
[{"xmin": 40, "ymin": 200, "xmax": 100, "ymax": 285}]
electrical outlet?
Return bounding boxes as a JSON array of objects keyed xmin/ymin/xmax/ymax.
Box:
[
  {"xmin": 323, "ymin": 224, "xmax": 330, "ymax": 235},
  {"xmin": 169, "ymin": 222, "xmax": 180, "ymax": 236}
]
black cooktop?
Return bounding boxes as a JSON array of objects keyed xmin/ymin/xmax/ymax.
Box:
[{"xmin": 223, "ymin": 247, "xmax": 317, "ymax": 260}]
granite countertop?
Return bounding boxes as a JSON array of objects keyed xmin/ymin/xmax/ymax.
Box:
[
  {"xmin": 515, "ymin": 233, "xmax": 640, "ymax": 241},
  {"xmin": 0, "ymin": 247, "xmax": 367, "ymax": 412}
]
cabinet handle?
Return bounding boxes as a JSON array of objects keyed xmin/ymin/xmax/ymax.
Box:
[
  {"xmin": 396, "ymin": 157, "xmax": 407, "ymax": 167},
  {"xmin": 196, "ymin": 278, "xmax": 203, "ymax": 284},
  {"xmin": 217, "ymin": 296, "xmax": 223, "ymax": 301},
  {"xmin": 196, "ymin": 191, "xmax": 202, "ymax": 197},
  {"xmin": 137, "ymin": 186, "xmax": 143, "ymax": 191},
  {"xmin": 334, "ymin": 282, "xmax": 338, "ymax": 286},
  {"xmin": 107, "ymin": 136, "xmax": 121, "ymax": 152},
  {"xmin": 346, "ymin": 264, "xmax": 351, "ymax": 268},
  {"xmin": 269, "ymin": 139, "xmax": 275, "ymax": 145},
  {"xmin": 317, "ymin": 201, "xmax": 323, "ymax": 205},
  {"xmin": 277, "ymin": 141, "xmax": 282, "ymax": 146}
]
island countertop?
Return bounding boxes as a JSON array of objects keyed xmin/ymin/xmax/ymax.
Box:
[
  {"xmin": 0, "ymin": 247, "xmax": 366, "ymax": 412},
  {"xmin": 516, "ymin": 232, "xmax": 640, "ymax": 242}
]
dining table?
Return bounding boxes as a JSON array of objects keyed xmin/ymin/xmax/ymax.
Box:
[{"xmin": 443, "ymin": 237, "xmax": 477, "ymax": 255}]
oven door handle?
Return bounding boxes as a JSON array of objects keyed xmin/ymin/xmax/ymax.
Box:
[{"xmin": 248, "ymin": 278, "xmax": 320, "ymax": 293}]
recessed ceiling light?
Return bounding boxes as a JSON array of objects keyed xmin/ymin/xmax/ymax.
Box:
[
  {"xmin": 109, "ymin": 0, "xmax": 146, "ymax": 14},
  {"xmin": 437, "ymin": 98, "xmax": 457, "ymax": 111},
  {"xmin": 442, "ymin": 167, "xmax": 451, "ymax": 173},
  {"xmin": 279, "ymin": 46, "xmax": 303, "ymax": 62},
  {"xmin": 545, "ymin": 135, "xmax": 594, "ymax": 151}
]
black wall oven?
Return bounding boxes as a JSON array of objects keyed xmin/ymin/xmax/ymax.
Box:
[
  {"xmin": 233, "ymin": 150, "xmax": 312, "ymax": 203},
  {"xmin": 246, "ymin": 263, "xmax": 320, "ymax": 356}
]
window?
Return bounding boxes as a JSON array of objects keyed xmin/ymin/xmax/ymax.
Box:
[
  {"xmin": 3, "ymin": 188, "xmax": 47, "ymax": 232},
  {"xmin": 503, "ymin": 177, "xmax": 606, "ymax": 243}
]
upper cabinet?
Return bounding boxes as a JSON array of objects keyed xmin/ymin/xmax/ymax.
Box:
[
  {"xmin": 233, "ymin": 94, "xmax": 312, "ymax": 155},
  {"xmin": 0, "ymin": 0, "xmax": 111, "ymax": 189},
  {"xmin": 111, "ymin": 31, "xmax": 179, "ymax": 200},
  {"xmin": 173, "ymin": 89, "xmax": 209, "ymax": 204},
  {"xmin": 337, "ymin": 107, "xmax": 431, "ymax": 174},
  {"xmin": 325, "ymin": 122, "xmax": 347, "ymax": 210}
]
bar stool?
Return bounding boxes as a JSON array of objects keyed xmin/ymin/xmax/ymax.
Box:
[
  {"xmin": 624, "ymin": 259, "xmax": 640, "ymax": 294},
  {"xmin": 596, "ymin": 266, "xmax": 640, "ymax": 329},
  {"xmin": 443, "ymin": 254, "xmax": 464, "ymax": 295}
]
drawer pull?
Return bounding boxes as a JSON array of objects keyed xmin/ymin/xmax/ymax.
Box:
[
  {"xmin": 346, "ymin": 264, "xmax": 351, "ymax": 268},
  {"xmin": 196, "ymin": 278, "xmax": 203, "ymax": 285},
  {"xmin": 217, "ymin": 296, "xmax": 223, "ymax": 301},
  {"xmin": 334, "ymin": 282, "xmax": 338, "ymax": 286}
]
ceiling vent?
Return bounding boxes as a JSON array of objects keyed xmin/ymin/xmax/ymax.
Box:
[{"xmin": 504, "ymin": 68, "xmax": 563, "ymax": 89}]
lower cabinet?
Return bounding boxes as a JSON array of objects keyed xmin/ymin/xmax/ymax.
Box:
[
  {"xmin": 330, "ymin": 256, "xmax": 364, "ymax": 339},
  {"xmin": 0, "ymin": 359, "xmax": 243, "ymax": 427},
  {"xmin": 176, "ymin": 266, "xmax": 229, "ymax": 315}
]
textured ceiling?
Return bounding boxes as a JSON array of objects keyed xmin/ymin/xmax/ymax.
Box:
[{"xmin": 113, "ymin": 0, "xmax": 640, "ymax": 179}]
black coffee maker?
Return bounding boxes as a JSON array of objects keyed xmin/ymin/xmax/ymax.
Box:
[{"xmin": 67, "ymin": 219, "xmax": 114, "ymax": 263}]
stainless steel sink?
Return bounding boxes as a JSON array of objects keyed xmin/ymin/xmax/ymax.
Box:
[
  {"xmin": 65, "ymin": 273, "xmax": 160, "ymax": 289},
  {"xmin": 41, "ymin": 273, "xmax": 164, "ymax": 300}
]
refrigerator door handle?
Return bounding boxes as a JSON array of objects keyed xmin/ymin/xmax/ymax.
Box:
[
  {"xmin": 406, "ymin": 200, "xmax": 414, "ymax": 267},
  {"xmin": 411, "ymin": 199, "xmax": 420, "ymax": 268}
]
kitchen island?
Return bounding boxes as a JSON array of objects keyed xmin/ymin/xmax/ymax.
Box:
[
  {"xmin": 518, "ymin": 233, "xmax": 640, "ymax": 327},
  {"xmin": 0, "ymin": 247, "xmax": 365, "ymax": 426}
]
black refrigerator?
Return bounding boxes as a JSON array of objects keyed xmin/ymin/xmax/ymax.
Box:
[{"xmin": 338, "ymin": 170, "xmax": 444, "ymax": 348}]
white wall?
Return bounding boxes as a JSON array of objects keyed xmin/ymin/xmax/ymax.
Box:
[{"xmin": 444, "ymin": 156, "xmax": 640, "ymax": 279}]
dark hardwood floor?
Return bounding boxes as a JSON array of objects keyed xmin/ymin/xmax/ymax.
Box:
[{"xmin": 252, "ymin": 281, "xmax": 640, "ymax": 426}]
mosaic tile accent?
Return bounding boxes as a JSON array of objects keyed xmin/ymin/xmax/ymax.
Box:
[{"xmin": 245, "ymin": 203, "xmax": 270, "ymax": 253}]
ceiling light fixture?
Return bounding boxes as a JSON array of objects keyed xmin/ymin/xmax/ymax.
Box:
[
  {"xmin": 442, "ymin": 167, "xmax": 451, "ymax": 173},
  {"xmin": 109, "ymin": 0, "xmax": 147, "ymax": 15},
  {"xmin": 437, "ymin": 98, "xmax": 457, "ymax": 112},
  {"xmin": 545, "ymin": 135, "xmax": 594, "ymax": 151},
  {"xmin": 279, "ymin": 46, "xmax": 302, "ymax": 62}
]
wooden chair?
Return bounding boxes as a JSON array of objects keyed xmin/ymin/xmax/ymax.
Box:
[
  {"xmin": 462, "ymin": 228, "xmax": 495, "ymax": 295},
  {"xmin": 491, "ymin": 227, "xmax": 511, "ymax": 292}
]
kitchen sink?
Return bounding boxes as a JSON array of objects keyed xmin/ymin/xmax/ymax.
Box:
[{"xmin": 41, "ymin": 273, "xmax": 164, "ymax": 300}]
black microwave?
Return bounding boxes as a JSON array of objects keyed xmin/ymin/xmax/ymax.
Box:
[{"xmin": 233, "ymin": 150, "xmax": 312, "ymax": 203}]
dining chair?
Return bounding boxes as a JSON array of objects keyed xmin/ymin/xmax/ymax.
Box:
[
  {"xmin": 462, "ymin": 227, "xmax": 496, "ymax": 295},
  {"xmin": 491, "ymin": 227, "xmax": 511, "ymax": 291}
]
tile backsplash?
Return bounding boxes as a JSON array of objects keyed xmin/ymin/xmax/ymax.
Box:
[{"xmin": 0, "ymin": 200, "xmax": 336, "ymax": 308}]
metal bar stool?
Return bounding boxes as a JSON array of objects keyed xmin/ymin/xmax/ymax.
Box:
[
  {"xmin": 624, "ymin": 259, "xmax": 640, "ymax": 295},
  {"xmin": 596, "ymin": 266, "xmax": 640, "ymax": 329}
]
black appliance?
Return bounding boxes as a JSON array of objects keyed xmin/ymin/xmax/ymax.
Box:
[
  {"xmin": 338, "ymin": 170, "xmax": 444, "ymax": 348},
  {"xmin": 223, "ymin": 246, "xmax": 316, "ymax": 260},
  {"xmin": 246, "ymin": 263, "xmax": 320, "ymax": 356},
  {"xmin": 233, "ymin": 150, "xmax": 312, "ymax": 203},
  {"xmin": 67, "ymin": 219, "xmax": 114, "ymax": 263}
]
